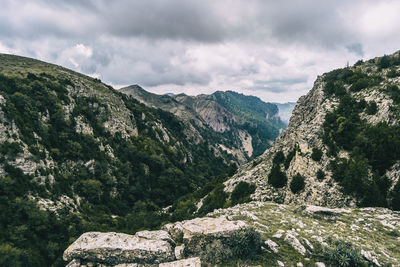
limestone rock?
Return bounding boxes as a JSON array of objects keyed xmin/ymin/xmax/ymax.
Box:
[
  {"xmin": 303, "ymin": 205, "xmax": 351, "ymax": 218},
  {"xmin": 361, "ymin": 250, "xmax": 381, "ymax": 266},
  {"xmin": 174, "ymin": 244, "xmax": 185, "ymax": 260},
  {"xmin": 315, "ymin": 262, "xmax": 326, "ymax": 267},
  {"xmin": 66, "ymin": 259, "xmax": 80, "ymax": 267},
  {"xmin": 284, "ymin": 231, "xmax": 306, "ymax": 255},
  {"xmin": 164, "ymin": 216, "xmax": 247, "ymax": 240},
  {"xmin": 159, "ymin": 257, "xmax": 201, "ymax": 267},
  {"xmin": 63, "ymin": 231, "xmax": 174, "ymax": 265},
  {"xmin": 265, "ymin": 239, "xmax": 279, "ymax": 253}
]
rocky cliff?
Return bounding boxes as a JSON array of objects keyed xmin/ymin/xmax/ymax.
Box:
[{"xmin": 224, "ymin": 51, "xmax": 400, "ymax": 209}]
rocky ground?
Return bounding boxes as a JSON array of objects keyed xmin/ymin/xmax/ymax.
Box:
[
  {"xmin": 63, "ymin": 201, "xmax": 400, "ymax": 266},
  {"xmin": 210, "ymin": 201, "xmax": 400, "ymax": 266}
]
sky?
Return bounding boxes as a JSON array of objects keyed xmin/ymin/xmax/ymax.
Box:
[{"xmin": 1, "ymin": 1, "xmax": 400, "ymax": 102}]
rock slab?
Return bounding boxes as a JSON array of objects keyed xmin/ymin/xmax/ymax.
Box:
[{"xmin": 63, "ymin": 231, "xmax": 175, "ymax": 265}]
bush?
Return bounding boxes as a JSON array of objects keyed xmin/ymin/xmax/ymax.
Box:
[
  {"xmin": 323, "ymin": 240, "xmax": 366, "ymax": 267},
  {"xmin": 316, "ymin": 169, "xmax": 325, "ymax": 181},
  {"xmin": 391, "ymin": 181, "xmax": 400, "ymax": 211},
  {"xmin": 198, "ymin": 184, "xmax": 228, "ymax": 216},
  {"xmin": 272, "ymin": 151, "xmax": 285, "ymax": 165},
  {"xmin": 311, "ymin": 147, "xmax": 323, "ymax": 162},
  {"xmin": 230, "ymin": 181, "xmax": 256, "ymax": 206},
  {"xmin": 230, "ymin": 228, "xmax": 263, "ymax": 260},
  {"xmin": 350, "ymin": 78, "xmax": 369, "ymax": 92},
  {"xmin": 378, "ymin": 55, "xmax": 391, "ymax": 69},
  {"xmin": 365, "ymin": 101, "xmax": 378, "ymax": 115},
  {"xmin": 268, "ymin": 165, "xmax": 287, "ymax": 188},
  {"xmin": 290, "ymin": 173, "xmax": 305, "ymax": 194}
]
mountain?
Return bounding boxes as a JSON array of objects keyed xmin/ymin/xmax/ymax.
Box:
[
  {"xmin": 61, "ymin": 51, "xmax": 400, "ymax": 267},
  {"xmin": 224, "ymin": 51, "xmax": 400, "ymax": 209},
  {"xmin": 273, "ymin": 102, "xmax": 297, "ymax": 124},
  {"xmin": 0, "ymin": 54, "xmax": 277, "ymax": 266},
  {"xmin": 120, "ymin": 86, "xmax": 286, "ymax": 159}
]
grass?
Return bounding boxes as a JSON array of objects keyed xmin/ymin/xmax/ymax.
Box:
[{"xmin": 209, "ymin": 202, "xmax": 400, "ymax": 266}]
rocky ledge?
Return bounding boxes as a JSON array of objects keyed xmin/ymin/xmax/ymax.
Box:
[{"xmin": 64, "ymin": 216, "xmax": 247, "ymax": 266}]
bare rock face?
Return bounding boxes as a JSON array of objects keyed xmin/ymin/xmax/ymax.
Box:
[{"xmin": 63, "ymin": 231, "xmax": 175, "ymax": 265}]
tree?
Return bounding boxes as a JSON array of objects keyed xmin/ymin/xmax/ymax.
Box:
[
  {"xmin": 268, "ymin": 165, "xmax": 287, "ymax": 188},
  {"xmin": 290, "ymin": 173, "xmax": 305, "ymax": 194}
]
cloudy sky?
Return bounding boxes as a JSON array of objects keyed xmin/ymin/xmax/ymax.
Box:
[{"xmin": 1, "ymin": 0, "xmax": 400, "ymax": 102}]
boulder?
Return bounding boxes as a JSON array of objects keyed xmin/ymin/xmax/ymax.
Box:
[
  {"xmin": 284, "ymin": 231, "xmax": 306, "ymax": 255},
  {"xmin": 302, "ymin": 205, "xmax": 351, "ymax": 219},
  {"xmin": 163, "ymin": 216, "xmax": 247, "ymax": 240},
  {"xmin": 63, "ymin": 231, "xmax": 175, "ymax": 265},
  {"xmin": 159, "ymin": 257, "xmax": 202, "ymax": 267}
]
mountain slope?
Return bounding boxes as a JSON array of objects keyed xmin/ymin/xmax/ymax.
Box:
[
  {"xmin": 120, "ymin": 86, "xmax": 286, "ymax": 159},
  {"xmin": 224, "ymin": 51, "xmax": 400, "ymax": 209},
  {"xmin": 0, "ymin": 54, "xmax": 242, "ymax": 266}
]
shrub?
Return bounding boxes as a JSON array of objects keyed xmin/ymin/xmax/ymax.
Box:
[
  {"xmin": 350, "ymin": 78, "xmax": 369, "ymax": 92},
  {"xmin": 387, "ymin": 68, "xmax": 399, "ymax": 78},
  {"xmin": 268, "ymin": 165, "xmax": 287, "ymax": 188},
  {"xmin": 198, "ymin": 184, "xmax": 228, "ymax": 216},
  {"xmin": 230, "ymin": 228, "xmax": 263, "ymax": 260},
  {"xmin": 391, "ymin": 181, "xmax": 400, "ymax": 211},
  {"xmin": 378, "ymin": 55, "xmax": 391, "ymax": 69},
  {"xmin": 311, "ymin": 147, "xmax": 323, "ymax": 162},
  {"xmin": 316, "ymin": 169, "xmax": 325, "ymax": 181},
  {"xmin": 323, "ymin": 240, "xmax": 366, "ymax": 267},
  {"xmin": 272, "ymin": 151, "xmax": 285, "ymax": 165},
  {"xmin": 365, "ymin": 101, "xmax": 378, "ymax": 115},
  {"xmin": 290, "ymin": 173, "xmax": 305, "ymax": 194},
  {"xmin": 230, "ymin": 181, "xmax": 256, "ymax": 206}
]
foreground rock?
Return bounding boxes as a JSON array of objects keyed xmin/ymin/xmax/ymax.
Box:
[
  {"xmin": 64, "ymin": 216, "xmax": 249, "ymax": 266},
  {"xmin": 159, "ymin": 257, "xmax": 201, "ymax": 267},
  {"xmin": 63, "ymin": 231, "xmax": 175, "ymax": 265}
]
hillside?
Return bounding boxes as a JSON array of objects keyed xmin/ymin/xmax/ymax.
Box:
[
  {"xmin": 120, "ymin": 86, "xmax": 286, "ymax": 159},
  {"xmin": 61, "ymin": 51, "xmax": 400, "ymax": 267},
  {"xmin": 0, "ymin": 54, "xmax": 257, "ymax": 266},
  {"xmin": 224, "ymin": 51, "xmax": 400, "ymax": 210}
]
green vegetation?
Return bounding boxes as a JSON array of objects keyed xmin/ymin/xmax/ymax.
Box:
[
  {"xmin": 268, "ymin": 165, "xmax": 287, "ymax": 188},
  {"xmin": 230, "ymin": 228, "xmax": 263, "ymax": 260},
  {"xmin": 320, "ymin": 240, "xmax": 367, "ymax": 267},
  {"xmin": 316, "ymin": 169, "xmax": 325, "ymax": 181},
  {"xmin": 321, "ymin": 57, "xmax": 400, "ymax": 209},
  {"xmin": 311, "ymin": 147, "xmax": 323, "ymax": 162},
  {"xmin": 0, "ymin": 60, "xmax": 235, "ymax": 266},
  {"xmin": 290, "ymin": 174, "xmax": 305, "ymax": 194},
  {"xmin": 213, "ymin": 91, "xmax": 286, "ymax": 157},
  {"xmin": 230, "ymin": 181, "xmax": 256, "ymax": 206}
]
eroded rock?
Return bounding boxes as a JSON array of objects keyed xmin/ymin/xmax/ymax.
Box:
[
  {"xmin": 284, "ymin": 231, "xmax": 306, "ymax": 255},
  {"xmin": 63, "ymin": 231, "xmax": 175, "ymax": 265}
]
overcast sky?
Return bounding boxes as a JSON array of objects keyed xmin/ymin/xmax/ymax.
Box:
[{"xmin": 1, "ymin": 0, "xmax": 400, "ymax": 102}]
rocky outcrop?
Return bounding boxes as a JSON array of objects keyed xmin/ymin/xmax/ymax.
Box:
[
  {"xmin": 64, "ymin": 217, "xmax": 249, "ymax": 266},
  {"xmin": 63, "ymin": 231, "xmax": 175, "ymax": 265}
]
